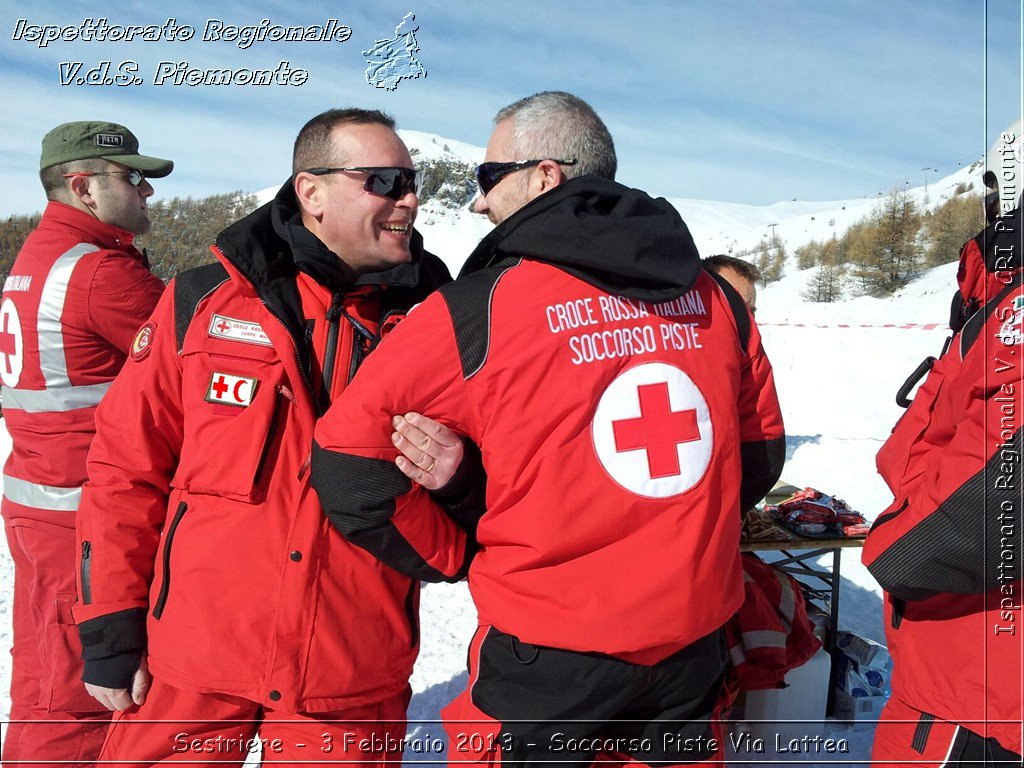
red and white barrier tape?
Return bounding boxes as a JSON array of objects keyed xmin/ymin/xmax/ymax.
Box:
[{"xmin": 759, "ymin": 322, "xmax": 945, "ymax": 330}]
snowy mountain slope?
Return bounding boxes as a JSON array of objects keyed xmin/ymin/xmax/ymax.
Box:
[{"xmin": 0, "ymin": 130, "xmax": 982, "ymax": 765}]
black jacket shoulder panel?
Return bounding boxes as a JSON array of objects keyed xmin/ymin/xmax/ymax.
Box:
[
  {"xmin": 173, "ymin": 262, "xmax": 229, "ymax": 352},
  {"xmin": 439, "ymin": 257, "xmax": 520, "ymax": 380},
  {"xmin": 960, "ymin": 271, "xmax": 1024, "ymax": 359}
]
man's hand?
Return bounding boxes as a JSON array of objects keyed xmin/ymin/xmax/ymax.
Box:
[
  {"xmin": 84, "ymin": 655, "xmax": 150, "ymax": 711},
  {"xmin": 392, "ymin": 412, "xmax": 464, "ymax": 490}
]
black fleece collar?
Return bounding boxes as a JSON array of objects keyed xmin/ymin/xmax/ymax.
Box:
[{"xmin": 460, "ymin": 176, "xmax": 704, "ymax": 303}]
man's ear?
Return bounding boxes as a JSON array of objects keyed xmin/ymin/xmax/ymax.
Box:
[
  {"xmin": 68, "ymin": 174, "xmax": 96, "ymax": 207},
  {"xmin": 294, "ymin": 172, "xmax": 324, "ymax": 219},
  {"xmin": 531, "ymin": 159, "xmax": 565, "ymax": 196}
]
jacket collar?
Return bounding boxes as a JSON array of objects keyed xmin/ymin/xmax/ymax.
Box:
[
  {"xmin": 41, "ymin": 200, "xmax": 139, "ymax": 252},
  {"xmin": 460, "ymin": 176, "xmax": 703, "ymax": 303}
]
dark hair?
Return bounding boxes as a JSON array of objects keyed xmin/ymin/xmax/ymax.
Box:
[
  {"xmin": 703, "ymin": 254, "xmax": 762, "ymax": 283},
  {"xmin": 292, "ymin": 108, "xmax": 397, "ymax": 174},
  {"xmin": 494, "ymin": 91, "xmax": 616, "ymax": 180},
  {"xmin": 39, "ymin": 158, "xmax": 110, "ymax": 202}
]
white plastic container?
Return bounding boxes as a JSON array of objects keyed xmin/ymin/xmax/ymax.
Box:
[{"xmin": 741, "ymin": 647, "xmax": 831, "ymax": 743}]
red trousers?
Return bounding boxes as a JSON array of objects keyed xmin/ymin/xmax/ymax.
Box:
[
  {"xmin": 2, "ymin": 515, "xmax": 111, "ymax": 767},
  {"xmin": 872, "ymin": 696, "xmax": 1023, "ymax": 767},
  {"xmin": 98, "ymin": 678, "xmax": 411, "ymax": 767}
]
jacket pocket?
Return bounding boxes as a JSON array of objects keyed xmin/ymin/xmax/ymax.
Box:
[
  {"xmin": 173, "ymin": 346, "xmax": 288, "ymax": 502},
  {"xmin": 44, "ymin": 591, "xmax": 109, "ymax": 714},
  {"xmin": 153, "ymin": 501, "xmax": 187, "ymax": 619},
  {"xmin": 870, "ymin": 498, "xmax": 909, "ymax": 534}
]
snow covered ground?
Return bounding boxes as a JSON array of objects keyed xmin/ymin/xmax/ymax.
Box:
[{"xmin": 0, "ymin": 132, "xmax": 975, "ymax": 763}]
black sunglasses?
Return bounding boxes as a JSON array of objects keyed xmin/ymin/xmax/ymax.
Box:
[
  {"xmin": 475, "ymin": 159, "xmax": 577, "ymax": 194},
  {"xmin": 302, "ymin": 166, "xmax": 420, "ymax": 200}
]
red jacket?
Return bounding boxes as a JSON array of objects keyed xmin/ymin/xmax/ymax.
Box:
[
  {"xmin": 725, "ymin": 554, "xmax": 821, "ymax": 692},
  {"xmin": 863, "ymin": 205, "xmax": 1023, "ymax": 754},
  {"xmin": 74, "ymin": 185, "xmax": 453, "ymax": 712},
  {"xmin": 313, "ymin": 177, "xmax": 785, "ymax": 665},
  {"xmin": 1, "ymin": 201, "xmax": 163, "ymax": 525}
]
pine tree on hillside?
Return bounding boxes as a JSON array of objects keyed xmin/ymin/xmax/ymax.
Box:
[
  {"xmin": 795, "ymin": 239, "xmax": 823, "ymax": 270},
  {"xmin": 139, "ymin": 192, "xmax": 258, "ymax": 281},
  {"xmin": 801, "ymin": 237, "xmax": 846, "ymax": 302},
  {"xmin": 756, "ymin": 234, "xmax": 786, "ymax": 283},
  {"xmin": 850, "ymin": 187, "xmax": 923, "ymax": 296},
  {"xmin": 923, "ymin": 193, "xmax": 985, "ymax": 267},
  {"xmin": 0, "ymin": 213, "xmax": 42, "ymax": 281}
]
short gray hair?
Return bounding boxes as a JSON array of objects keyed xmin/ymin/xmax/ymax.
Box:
[
  {"xmin": 494, "ymin": 91, "xmax": 616, "ymax": 180},
  {"xmin": 40, "ymin": 157, "xmax": 112, "ymax": 203}
]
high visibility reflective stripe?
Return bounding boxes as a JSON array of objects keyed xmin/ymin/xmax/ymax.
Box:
[
  {"xmin": 38, "ymin": 243, "xmax": 97, "ymax": 388},
  {"xmin": 740, "ymin": 629, "xmax": 786, "ymax": 650},
  {"xmin": 4, "ymin": 242, "xmax": 115, "ymax": 415},
  {"xmin": 2, "ymin": 475, "xmax": 81, "ymax": 511},
  {"xmin": 774, "ymin": 571, "xmax": 796, "ymax": 626},
  {"xmin": 1, "ymin": 381, "xmax": 110, "ymax": 413},
  {"xmin": 728, "ymin": 643, "xmax": 746, "ymax": 666}
]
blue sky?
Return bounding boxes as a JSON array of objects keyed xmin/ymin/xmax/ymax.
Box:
[{"xmin": 1, "ymin": 0, "xmax": 1020, "ymax": 215}]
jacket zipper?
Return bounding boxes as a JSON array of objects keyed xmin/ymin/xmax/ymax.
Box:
[
  {"xmin": 404, "ymin": 579, "xmax": 420, "ymax": 649},
  {"xmin": 253, "ymin": 388, "xmax": 286, "ymax": 493},
  {"xmin": 80, "ymin": 541, "xmax": 92, "ymax": 605},
  {"xmin": 153, "ymin": 501, "xmax": 188, "ymax": 619},
  {"xmin": 344, "ymin": 311, "xmax": 376, "ymax": 384},
  {"xmin": 213, "ymin": 246, "xmax": 320, "ymax": 415},
  {"xmin": 321, "ymin": 292, "xmax": 344, "ymax": 408},
  {"xmin": 891, "ymin": 597, "xmax": 905, "ymax": 630}
]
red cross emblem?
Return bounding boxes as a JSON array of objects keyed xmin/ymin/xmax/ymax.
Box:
[
  {"xmin": 0, "ymin": 298, "xmax": 24, "ymax": 387},
  {"xmin": 206, "ymin": 371, "xmax": 258, "ymax": 407},
  {"xmin": 592, "ymin": 362, "xmax": 713, "ymax": 498},
  {"xmin": 612, "ymin": 382, "xmax": 701, "ymax": 478},
  {"xmin": 0, "ymin": 313, "xmax": 17, "ymax": 375},
  {"xmin": 211, "ymin": 375, "xmax": 230, "ymax": 399},
  {"xmin": 215, "ymin": 319, "xmax": 231, "ymax": 334}
]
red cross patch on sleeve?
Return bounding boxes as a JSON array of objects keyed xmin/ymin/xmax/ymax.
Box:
[{"xmin": 206, "ymin": 372, "xmax": 259, "ymax": 407}]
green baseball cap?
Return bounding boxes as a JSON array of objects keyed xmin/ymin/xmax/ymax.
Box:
[{"xmin": 40, "ymin": 121, "xmax": 173, "ymax": 177}]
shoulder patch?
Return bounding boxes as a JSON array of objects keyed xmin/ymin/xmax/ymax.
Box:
[
  {"xmin": 438, "ymin": 257, "xmax": 520, "ymax": 379},
  {"xmin": 208, "ymin": 314, "xmax": 272, "ymax": 347},
  {"xmin": 130, "ymin": 322, "xmax": 156, "ymax": 361}
]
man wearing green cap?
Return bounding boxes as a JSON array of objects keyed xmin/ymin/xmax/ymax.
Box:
[{"xmin": 0, "ymin": 120, "xmax": 171, "ymax": 766}]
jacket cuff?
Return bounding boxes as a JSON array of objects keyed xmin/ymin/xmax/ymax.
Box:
[{"xmin": 78, "ymin": 608, "xmax": 147, "ymax": 688}]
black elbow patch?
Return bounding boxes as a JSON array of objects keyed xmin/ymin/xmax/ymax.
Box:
[
  {"xmin": 311, "ymin": 441, "xmax": 411, "ymax": 536},
  {"xmin": 868, "ymin": 428, "xmax": 1022, "ymax": 601},
  {"xmin": 739, "ymin": 436, "xmax": 786, "ymax": 510},
  {"xmin": 310, "ymin": 442, "xmax": 457, "ymax": 582}
]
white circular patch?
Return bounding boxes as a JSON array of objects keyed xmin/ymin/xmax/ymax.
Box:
[
  {"xmin": 592, "ymin": 362, "xmax": 713, "ymax": 498},
  {"xmin": 0, "ymin": 298, "xmax": 24, "ymax": 388}
]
